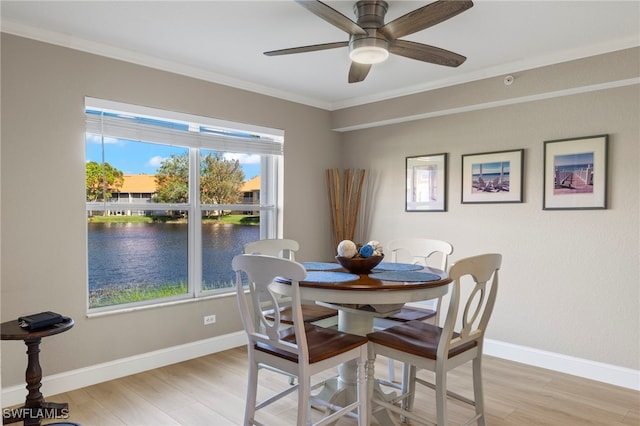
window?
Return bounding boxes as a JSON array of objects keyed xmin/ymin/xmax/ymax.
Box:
[{"xmin": 85, "ymin": 98, "xmax": 283, "ymax": 312}]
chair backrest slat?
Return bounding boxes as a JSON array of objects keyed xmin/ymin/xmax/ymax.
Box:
[
  {"xmin": 386, "ymin": 238, "xmax": 453, "ymax": 271},
  {"xmin": 243, "ymin": 238, "xmax": 299, "ymax": 260},
  {"xmin": 439, "ymin": 253, "xmax": 501, "ymax": 357},
  {"xmin": 242, "ymin": 239, "xmax": 301, "ymax": 326},
  {"xmin": 233, "ymin": 254, "xmax": 307, "ymax": 359}
]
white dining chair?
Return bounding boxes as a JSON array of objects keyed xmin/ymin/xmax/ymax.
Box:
[
  {"xmin": 243, "ymin": 239, "xmax": 338, "ymax": 325},
  {"xmin": 376, "ymin": 238, "xmax": 454, "ymax": 383},
  {"xmin": 233, "ymin": 254, "xmax": 369, "ymax": 426},
  {"xmin": 243, "ymin": 238, "xmax": 299, "ymax": 261},
  {"xmin": 367, "ymin": 253, "xmax": 502, "ymax": 426}
]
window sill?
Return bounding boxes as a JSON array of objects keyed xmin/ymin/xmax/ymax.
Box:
[{"xmin": 86, "ymin": 292, "xmax": 235, "ymax": 319}]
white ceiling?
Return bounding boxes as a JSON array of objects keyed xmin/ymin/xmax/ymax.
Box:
[{"xmin": 2, "ymin": 1, "xmax": 639, "ymax": 110}]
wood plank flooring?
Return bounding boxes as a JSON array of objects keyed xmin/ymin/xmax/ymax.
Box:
[{"xmin": 37, "ymin": 346, "xmax": 639, "ymax": 425}]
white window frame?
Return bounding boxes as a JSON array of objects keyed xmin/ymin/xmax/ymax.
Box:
[{"xmin": 85, "ymin": 97, "xmax": 283, "ymax": 312}]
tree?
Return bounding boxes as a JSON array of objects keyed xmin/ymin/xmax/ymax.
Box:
[
  {"xmin": 154, "ymin": 153, "xmax": 189, "ymax": 203},
  {"xmin": 153, "ymin": 152, "xmax": 245, "ymax": 217},
  {"xmin": 86, "ymin": 161, "xmax": 124, "ymax": 202},
  {"xmin": 201, "ymin": 153, "xmax": 245, "ymax": 216}
]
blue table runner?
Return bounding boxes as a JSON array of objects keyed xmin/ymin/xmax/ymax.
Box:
[
  {"xmin": 304, "ymin": 271, "xmax": 359, "ymax": 283},
  {"xmin": 372, "ymin": 262, "xmax": 423, "ymax": 272},
  {"xmin": 301, "ymin": 261, "xmax": 342, "ymax": 271},
  {"xmin": 369, "ymin": 270, "xmax": 442, "ymax": 282}
]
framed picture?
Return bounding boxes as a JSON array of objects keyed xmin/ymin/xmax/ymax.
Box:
[
  {"xmin": 461, "ymin": 149, "xmax": 524, "ymax": 204},
  {"xmin": 543, "ymin": 134, "xmax": 608, "ymax": 210},
  {"xmin": 406, "ymin": 153, "xmax": 448, "ymax": 212}
]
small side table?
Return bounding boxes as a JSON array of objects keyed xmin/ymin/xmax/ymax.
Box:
[{"xmin": 1, "ymin": 317, "xmax": 74, "ymax": 426}]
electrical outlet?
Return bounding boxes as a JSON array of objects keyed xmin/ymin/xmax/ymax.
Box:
[{"xmin": 203, "ymin": 314, "xmax": 216, "ymax": 325}]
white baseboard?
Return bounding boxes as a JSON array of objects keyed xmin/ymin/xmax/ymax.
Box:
[
  {"xmin": 3, "ymin": 333, "xmax": 637, "ymax": 408},
  {"xmin": 485, "ymin": 339, "xmax": 640, "ymax": 391},
  {"xmin": 2, "ymin": 331, "xmax": 247, "ymax": 407}
]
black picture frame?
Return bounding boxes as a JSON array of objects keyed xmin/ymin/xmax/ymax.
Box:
[
  {"xmin": 461, "ymin": 149, "xmax": 524, "ymax": 204},
  {"xmin": 405, "ymin": 153, "xmax": 448, "ymax": 212},
  {"xmin": 543, "ymin": 134, "xmax": 608, "ymax": 210}
]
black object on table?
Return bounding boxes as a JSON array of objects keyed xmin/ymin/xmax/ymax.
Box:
[{"xmin": 1, "ymin": 317, "xmax": 74, "ymax": 425}]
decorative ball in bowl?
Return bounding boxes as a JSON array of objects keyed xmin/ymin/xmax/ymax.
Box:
[{"xmin": 335, "ymin": 254, "xmax": 384, "ymax": 274}]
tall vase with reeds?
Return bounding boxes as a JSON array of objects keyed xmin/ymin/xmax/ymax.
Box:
[{"xmin": 326, "ymin": 168, "xmax": 366, "ymax": 249}]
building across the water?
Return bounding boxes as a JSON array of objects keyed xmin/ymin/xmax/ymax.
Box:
[{"xmin": 109, "ymin": 174, "xmax": 260, "ymax": 216}]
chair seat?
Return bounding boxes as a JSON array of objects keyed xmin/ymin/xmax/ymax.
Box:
[
  {"xmin": 257, "ymin": 323, "xmax": 367, "ymax": 364},
  {"xmin": 367, "ymin": 320, "xmax": 477, "ymax": 360},
  {"xmin": 387, "ymin": 306, "xmax": 436, "ymax": 322},
  {"xmin": 264, "ymin": 304, "xmax": 337, "ymax": 324}
]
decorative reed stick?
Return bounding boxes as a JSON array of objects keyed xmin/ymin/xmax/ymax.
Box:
[{"xmin": 326, "ymin": 168, "xmax": 366, "ymax": 248}]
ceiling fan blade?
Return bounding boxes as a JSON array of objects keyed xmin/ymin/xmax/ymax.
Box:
[
  {"xmin": 295, "ymin": 0, "xmax": 367, "ymax": 36},
  {"xmin": 348, "ymin": 62, "xmax": 372, "ymax": 83},
  {"xmin": 264, "ymin": 41, "xmax": 349, "ymax": 56},
  {"xmin": 389, "ymin": 39, "xmax": 466, "ymax": 67},
  {"xmin": 380, "ymin": 0, "xmax": 473, "ymax": 40}
]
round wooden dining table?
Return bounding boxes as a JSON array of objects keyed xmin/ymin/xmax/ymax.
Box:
[{"xmin": 272, "ymin": 261, "xmax": 452, "ymax": 426}]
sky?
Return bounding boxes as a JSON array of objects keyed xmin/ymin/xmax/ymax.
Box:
[
  {"xmin": 553, "ymin": 152, "xmax": 594, "ymax": 168},
  {"xmin": 86, "ymin": 134, "xmax": 261, "ymax": 179},
  {"xmin": 471, "ymin": 161, "xmax": 510, "ymax": 176}
]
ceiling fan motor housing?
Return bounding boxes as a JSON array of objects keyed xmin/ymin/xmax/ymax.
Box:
[
  {"xmin": 349, "ymin": 0, "xmax": 390, "ymax": 64},
  {"xmin": 267, "ymin": 0, "xmax": 473, "ymax": 82}
]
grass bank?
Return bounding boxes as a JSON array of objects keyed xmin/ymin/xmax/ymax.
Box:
[{"xmin": 89, "ymin": 280, "xmax": 235, "ymax": 308}]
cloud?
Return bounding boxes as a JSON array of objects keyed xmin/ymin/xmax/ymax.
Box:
[
  {"xmin": 86, "ymin": 134, "xmax": 119, "ymax": 144},
  {"xmin": 147, "ymin": 156, "xmax": 165, "ymax": 168},
  {"xmin": 224, "ymin": 153, "xmax": 260, "ymax": 164}
]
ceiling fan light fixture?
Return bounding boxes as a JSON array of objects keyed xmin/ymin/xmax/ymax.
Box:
[
  {"xmin": 349, "ymin": 38, "xmax": 389, "ymax": 64},
  {"xmin": 269, "ymin": 0, "xmax": 473, "ymax": 82}
]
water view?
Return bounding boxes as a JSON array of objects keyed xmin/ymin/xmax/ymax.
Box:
[{"xmin": 88, "ymin": 222, "xmax": 259, "ymax": 297}]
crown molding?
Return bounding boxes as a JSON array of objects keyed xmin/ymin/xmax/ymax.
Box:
[{"xmin": 2, "ymin": 20, "xmax": 638, "ymax": 112}]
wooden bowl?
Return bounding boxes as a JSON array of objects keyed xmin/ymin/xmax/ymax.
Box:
[{"xmin": 335, "ymin": 254, "xmax": 384, "ymax": 274}]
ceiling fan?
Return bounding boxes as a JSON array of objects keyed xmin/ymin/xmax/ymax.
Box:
[{"xmin": 264, "ymin": 0, "xmax": 474, "ymax": 83}]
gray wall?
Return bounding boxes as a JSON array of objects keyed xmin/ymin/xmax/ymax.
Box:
[
  {"xmin": 0, "ymin": 34, "xmax": 341, "ymax": 387},
  {"xmin": 1, "ymin": 33, "xmax": 638, "ymax": 392},
  {"xmin": 335, "ymin": 49, "xmax": 640, "ymax": 370}
]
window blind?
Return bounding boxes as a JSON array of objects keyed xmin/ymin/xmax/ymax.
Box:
[{"xmin": 85, "ymin": 97, "xmax": 283, "ymax": 156}]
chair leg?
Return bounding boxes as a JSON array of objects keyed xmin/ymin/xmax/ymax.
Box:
[
  {"xmin": 245, "ymin": 360, "xmax": 259, "ymax": 425},
  {"xmin": 400, "ymin": 363, "xmax": 416, "ymax": 423},
  {"xmin": 401, "ymin": 363, "xmax": 417, "ymax": 409},
  {"xmin": 298, "ymin": 374, "xmax": 311, "ymax": 425},
  {"xmin": 388, "ymin": 358, "xmax": 396, "ymax": 383},
  {"xmin": 357, "ymin": 357, "xmax": 368, "ymax": 426},
  {"xmin": 435, "ymin": 364, "xmax": 448, "ymax": 426},
  {"xmin": 473, "ymin": 356, "xmax": 486, "ymax": 426},
  {"xmin": 366, "ymin": 349, "xmax": 376, "ymax": 424}
]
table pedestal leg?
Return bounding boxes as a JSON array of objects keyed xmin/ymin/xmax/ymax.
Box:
[
  {"xmin": 337, "ymin": 311, "xmax": 398, "ymax": 426},
  {"xmin": 337, "ymin": 310, "xmax": 371, "ymax": 336},
  {"xmin": 3, "ymin": 338, "xmax": 68, "ymax": 426},
  {"xmin": 24, "ymin": 339, "xmax": 44, "ymax": 414}
]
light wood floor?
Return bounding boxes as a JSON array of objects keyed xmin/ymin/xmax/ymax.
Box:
[{"xmin": 38, "ymin": 346, "xmax": 638, "ymax": 425}]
